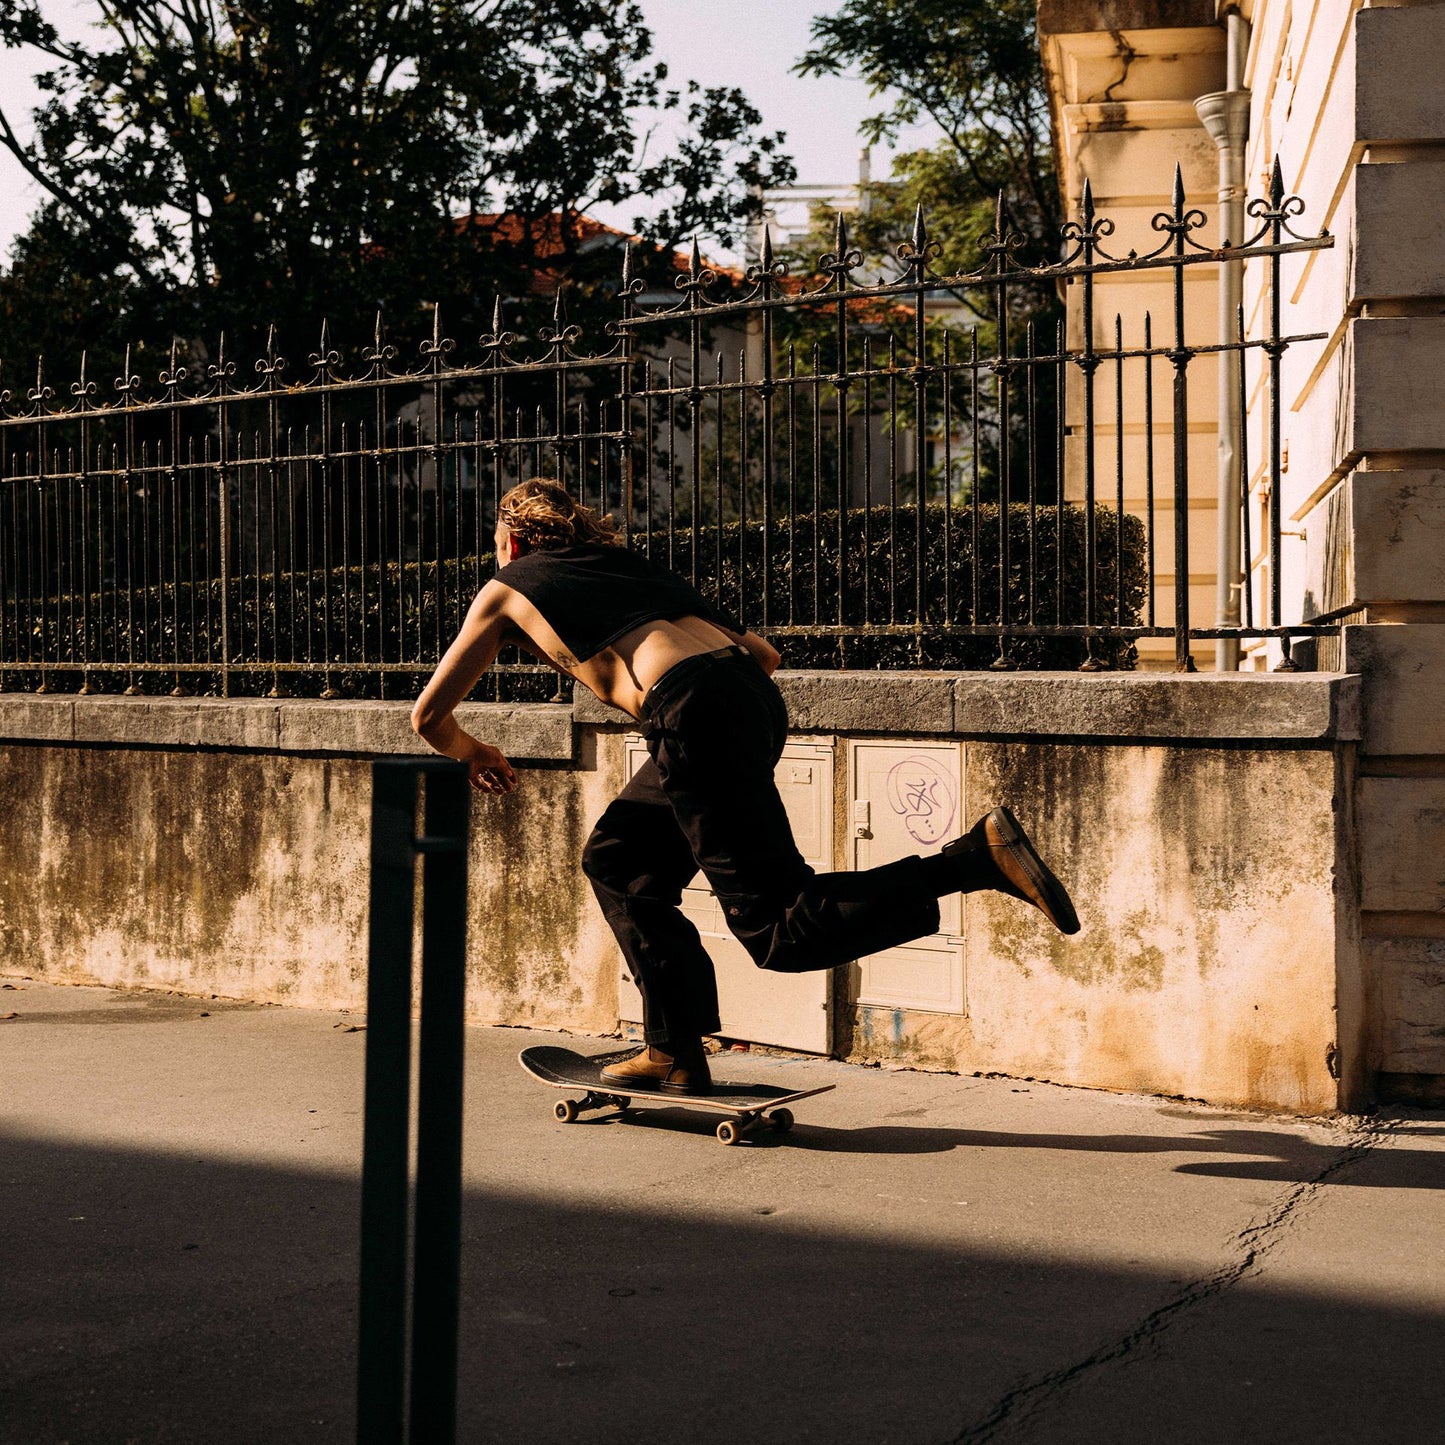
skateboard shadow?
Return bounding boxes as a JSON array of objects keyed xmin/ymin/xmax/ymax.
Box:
[{"xmin": 614, "ymin": 1111, "xmax": 1445, "ymax": 1188}]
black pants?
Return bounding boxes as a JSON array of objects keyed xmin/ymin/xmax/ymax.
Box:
[{"xmin": 581, "ymin": 647, "xmax": 941, "ymax": 1048}]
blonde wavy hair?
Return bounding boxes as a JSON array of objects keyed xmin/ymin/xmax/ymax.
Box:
[{"xmin": 497, "ymin": 479, "xmax": 620, "ymax": 552}]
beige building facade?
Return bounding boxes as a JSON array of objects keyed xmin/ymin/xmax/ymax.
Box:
[{"xmin": 1040, "ymin": 0, "xmax": 1445, "ymax": 1095}]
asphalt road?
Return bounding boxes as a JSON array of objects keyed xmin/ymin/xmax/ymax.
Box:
[{"xmin": 2, "ymin": 979, "xmax": 1442, "ymax": 1445}]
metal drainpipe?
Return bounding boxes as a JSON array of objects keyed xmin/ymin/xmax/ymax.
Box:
[{"xmin": 1195, "ymin": 7, "xmax": 1251, "ymax": 672}]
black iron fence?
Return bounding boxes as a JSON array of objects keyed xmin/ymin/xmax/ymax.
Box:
[{"xmin": 0, "ymin": 161, "xmax": 1333, "ymax": 697}]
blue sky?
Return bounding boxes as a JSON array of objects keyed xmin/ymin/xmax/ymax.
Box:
[{"xmin": 0, "ymin": 0, "xmax": 942, "ymax": 262}]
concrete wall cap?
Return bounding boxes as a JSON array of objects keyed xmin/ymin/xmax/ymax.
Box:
[
  {"xmin": 273, "ymin": 699, "xmax": 574, "ymax": 760},
  {"xmin": 953, "ymin": 671, "xmax": 1361, "ymax": 743},
  {"xmin": 780, "ymin": 671, "xmax": 955, "ymax": 735},
  {"xmin": 72, "ymin": 696, "xmax": 281, "ymax": 751},
  {"xmin": 0, "ymin": 695, "xmax": 575, "ymax": 760},
  {"xmin": 571, "ymin": 687, "xmax": 633, "ymax": 727},
  {"xmin": 574, "ymin": 670, "xmax": 1359, "ymax": 743},
  {"xmin": 0, "ymin": 694, "xmax": 75, "ymax": 743},
  {"xmin": 0, "ymin": 671, "xmax": 1361, "ymax": 752}
]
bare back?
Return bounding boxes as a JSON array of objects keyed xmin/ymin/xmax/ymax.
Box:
[
  {"xmin": 412, "ymin": 560, "xmax": 780, "ymax": 759},
  {"xmin": 495, "ymin": 582, "xmax": 751, "ymax": 718}
]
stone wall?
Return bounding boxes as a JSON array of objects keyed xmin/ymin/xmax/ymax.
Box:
[{"xmin": 0, "ymin": 672, "xmax": 1364, "ymax": 1113}]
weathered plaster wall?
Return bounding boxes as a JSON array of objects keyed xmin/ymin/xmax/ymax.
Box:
[
  {"xmin": 0, "ymin": 675, "xmax": 1359, "ymax": 1113},
  {"xmin": 843, "ymin": 741, "xmax": 1344, "ymax": 1113},
  {"xmin": 0, "ymin": 740, "xmax": 622, "ymax": 1035}
]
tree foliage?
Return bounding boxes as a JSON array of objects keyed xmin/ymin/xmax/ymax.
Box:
[
  {"xmin": 0, "ymin": 0, "xmax": 794, "ymax": 377},
  {"xmin": 795, "ymin": 0, "xmax": 1058, "ymax": 309}
]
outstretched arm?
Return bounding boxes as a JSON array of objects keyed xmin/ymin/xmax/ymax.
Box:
[{"xmin": 411, "ymin": 582, "xmax": 518, "ymax": 794}]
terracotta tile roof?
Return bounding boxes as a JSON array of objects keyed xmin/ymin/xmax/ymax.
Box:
[{"xmin": 452, "ymin": 210, "xmax": 746, "ymax": 295}]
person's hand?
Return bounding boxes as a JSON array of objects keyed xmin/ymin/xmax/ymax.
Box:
[{"xmin": 462, "ymin": 738, "xmax": 516, "ymax": 795}]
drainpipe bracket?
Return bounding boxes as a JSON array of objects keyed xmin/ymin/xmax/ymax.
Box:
[{"xmin": 1195, "ymin": 90, "xmax": 1251, "ymax": 151}]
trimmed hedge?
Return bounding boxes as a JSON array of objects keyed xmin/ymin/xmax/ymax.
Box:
[
  {"xmin": 654, "ymin": 501, "xmax": 1146, "ymax": 672},
  {"xmin": 0, "ymin": 501, "xmax": 1147, "ymax": 697}
]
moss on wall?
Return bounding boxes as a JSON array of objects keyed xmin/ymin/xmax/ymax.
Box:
[{"xmin": 0, "ymin": 742, "xmax": 620, "ymax": 1030}]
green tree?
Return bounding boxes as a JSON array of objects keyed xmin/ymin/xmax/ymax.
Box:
[
  {"xmin": 778, "ymin": 1, "xmax": 1062, "ymax": 506},
  {"xmin": 0, "ymin": 0, "xmax": 794, "ymax": 379},
  {"xmin": 795, "ymin": 0, "xmax": 1058, "ymax": 303}
]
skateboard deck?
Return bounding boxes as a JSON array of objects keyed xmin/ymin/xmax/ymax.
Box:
[{"xmin": 518, "ymin": 1045, "xmax": 836, "ymax": 1146}]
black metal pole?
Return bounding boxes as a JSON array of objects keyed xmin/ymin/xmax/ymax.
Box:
[
  {"xmin": 1079, "ymin": 184, "xmax": 1101, "ymax": 672},
  {"xmin": 408, "ymin": 768, "xmax": 470, "ymax": 1445},
  {"xmin": 357, "ymin": 763, "xmax": 420, "ymax": 1445},
  {"xmin": 1168, "ymin": 166, "xmax": 1197, "ymax": 674},
  {"xmin": 357, "ymin": 758, "xmax": 470, "ymax": 1445}
]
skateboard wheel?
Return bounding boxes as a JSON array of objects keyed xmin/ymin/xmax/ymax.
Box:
[
  {"xmin": 716, "ymin": 1119, "xmax": 742, "ymax": 1146},
  {"xmin": 554, "ymin": 1098, "xmax": 579, "ymax": 1124},
  {"xmin": 769, "ymin": 1108, "xmax": 794, "ymax": 1134}
]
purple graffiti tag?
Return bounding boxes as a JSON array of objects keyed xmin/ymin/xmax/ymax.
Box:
[{"xmin": 885, "ymin": 756, "xmax": 957, "ymax": 846}]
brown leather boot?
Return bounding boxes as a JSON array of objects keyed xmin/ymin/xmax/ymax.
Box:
[
  {"xmin": 942, "ymin": 806, "xmax": 1081, "ymax": 935},
  {"xmin": 600, "ymin": 1043, "xmax": 713, "ymax": 1095}
]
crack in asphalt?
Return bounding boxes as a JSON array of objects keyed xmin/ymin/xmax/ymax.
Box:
[{"xmin": 945, "ymin": 1117, "xmax": 1396, "ymax": 1445}]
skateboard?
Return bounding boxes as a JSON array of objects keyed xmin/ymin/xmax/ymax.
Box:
[{"xmin": 518, "ymin": 1045, "xmax": 836, "ymax": 1146}]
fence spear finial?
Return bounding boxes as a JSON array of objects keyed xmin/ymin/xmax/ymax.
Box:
[
  {"xmin": 1171, "ymin": 162, "xmax": 1186, "ymax": 212},
  {"xmin": 910, "ymin": 202, "xmax": 927, "ymax": 253},
  {"xmin": 1269, "ymin": 154, "xmax": 1285, "ymax": 206},
  {"xmin": 319, "ymin": 317, "xmax": 330, "ymax": 353},
  {"xmin": 689, "ymin": 236, "xmax": 702, "ymax": 279},
  {"xmin": 1081, "ymin": 175, "xmax": 1094, "ymax": 223},
  {"xmin": 373, "ymin": 309, "xmax": 384, "ymax": 347},
  {"xmin": 760, "ymin": 223, "xmax": 774, "ymax": 270},
  {"xmin": 834, "ymin": 209, "xmax": 849, "ymax": 258},
  {"xmin": 621, "ymin": 240, "xmax": 632, "ymax": 288},
  {"xmin": 491, "ymin": 294, "xmax": 502, "ymax": 338}
]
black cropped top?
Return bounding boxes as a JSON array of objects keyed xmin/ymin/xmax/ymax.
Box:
[{"xmin": 496, "ymin": 542, "xmax": 738, "ymax": 662}]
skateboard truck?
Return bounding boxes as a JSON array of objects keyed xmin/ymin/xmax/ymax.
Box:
[
  {"xmin": 550, "ymin": 1089, "xmax": 796, "ymax": 1144},
  {"xmin": 551, "ymin": 1090, "xmax": 632, "ymax": 1125}
]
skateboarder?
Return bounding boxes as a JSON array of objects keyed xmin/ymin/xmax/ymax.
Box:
[{"xmin": 413, "ymin": 479, "xmax": 1079, "ymax": 1096}]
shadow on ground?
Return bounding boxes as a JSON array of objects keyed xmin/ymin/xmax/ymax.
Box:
[
  {"xmin": 1, "ymin": 1125, "xmax": 1441, "ymax": 1445},
  {"xmin": 605, "ymin": 1108, "xmax": 1445, "ymax": 1187}
]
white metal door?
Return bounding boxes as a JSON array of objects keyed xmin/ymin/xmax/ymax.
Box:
[
  {"xmin": 850, "ymin": 740, "xmax": 967, "ymax": 1014},
  {"xmin": 617, "ymin": 736, "xmax": 834, "ymax": 1053}
]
